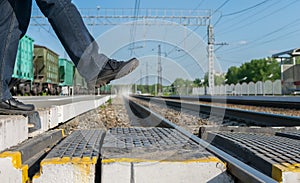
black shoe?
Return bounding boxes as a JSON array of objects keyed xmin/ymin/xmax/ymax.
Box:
[
  {"xmin": 0, "ymin": 98, "xmax": 35, "ymax": 111},
  {"xmin": 95, "ymin": 58, "xmax": 139, "ymax": 86}
]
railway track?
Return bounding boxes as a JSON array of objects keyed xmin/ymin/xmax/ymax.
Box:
[
  {"xmin": 127, "ymin": 98, "xmax": 277, "ymax": 182},
  {"xmin": 1, "ymin": 95, "xmax": 300, "ymax": 182},
  {"xmin": 133, "ymin": 95, "xmax": 300, "ymax": 127},
  {"xmin": 162, "ymin": 95, "xmax": 300, "ymax": 110},
  {"xmin": 131, "ymin": 95, "xmax": 300, "ymax": 182}
]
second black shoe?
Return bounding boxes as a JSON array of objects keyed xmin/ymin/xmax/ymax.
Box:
[
  {"xmin": 95, "ymin": 58, "xmax": 139, "ymax": 86},
  {"xmin": 0, "ymin": 98, "xmax": 35, "ymax": 111}
]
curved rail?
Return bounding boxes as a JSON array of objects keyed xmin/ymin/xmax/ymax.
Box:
[{"xmin": 127, "ymin": 97, "xmax": 277, "ymax": 183}]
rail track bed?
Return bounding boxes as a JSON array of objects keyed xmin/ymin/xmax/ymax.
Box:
[
  {"xmin": 133, "ymin": 95, "xmax": 300, "ymax": 128},
  {"xmin": 1, "ymin": 95, "xmax": 300, "ymax": 182}
]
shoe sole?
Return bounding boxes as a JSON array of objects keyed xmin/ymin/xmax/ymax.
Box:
[
  {"xmin": 97, "ymin": 58, "xmax": 139, "ymax": 82},
  {"xmin": 0, "ymin": 108, "xmax": 35, "ymax": 115}
]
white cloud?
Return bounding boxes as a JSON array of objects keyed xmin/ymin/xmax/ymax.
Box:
[{"xmin": 238, "ymin": 40, "xmax": 248, "ymax": 45}]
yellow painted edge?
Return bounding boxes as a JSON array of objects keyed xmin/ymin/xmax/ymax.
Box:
[
  {"xmin": 0, "ymin": 151, "xmax": 22, "ymax": 168},
  {"xmin": 102, "ymin": 156, "xmax": 223, "ymax": 164},
  {"xmin": 41, "ymin": 157, "xmax": 97, "ymax": 165},
  {"xmin": 0, "ymin": 151, "xmax": 29, "ymax": 183},
  {"xmin": 272, "ymin": 163, "xmax": 300, "ymax": 183},
  {"xmin": 60, "ymin": 129, "xmax": 65, "ymax": 138},
  {"xmin": 41, "ymin": 157, "xmax": 70, "ymax": 165},
  {"xmin": 32, "ymin": 171, "xmax": 42, "ymax": 180},
  {"xmin": 21, "ymin": 165, "xmax": 29, "ymax": 183},
  {"xmin": 33, "ymin": 156, "xmax": 98, "ymax": 180}
]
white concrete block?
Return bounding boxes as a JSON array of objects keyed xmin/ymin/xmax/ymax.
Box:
[
  {"xmin": 0, "ymin": 151, "xmax": 28, "ymax": 183},
  {"xmin": 49, "ymin": 106, "xmax": 59, "ymax": 129},
  {"xmin": 101, "ymin": 161, "xmax": 131, "ymax": 183},
  {"xmin": 134, "ymin": 161, "xmax": 231, "ymax": 183},
  {"xmin": 0, "ymin": 115, "xmax": 28, "ymax": 152},
  {"xmin": 33, "ymin": 158, "xmax": 97, "ymax": 183},
  {"xmin": 282, "ymin": 171, "xmax": 300, "ymax": 183},
  {"xmin": 57, "ymin": 95, "xmax": 112, "ymax": 123},
  {"xmin": 29, "ymin": 96, "xmax": 113, "ymax": 137},
  {"xmin": 101, "ymin": 128, "xmax": 234, "ymax": 183},
  {"xmin": 101, "ymin": 158, "xmax": 232, "ymax": 183},
  {"xmin": 273, "ymin": 164, "xmax": 300, "ymax": 183},
  {"xmin": 32, "ymin": 130, "xmax": 104, "ymax": 183}
]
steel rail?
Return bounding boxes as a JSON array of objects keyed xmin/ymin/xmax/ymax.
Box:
[
  {"xmin": 133, "ymin": 95, "xmax": 300, "ymax": 127},
  {"xmin": 162, "ymin": 95, "xmax": 300, "ymax": 109},
  {"xmin": 128, "ymin": 97, "xmax": 277, "ymax": 183}
]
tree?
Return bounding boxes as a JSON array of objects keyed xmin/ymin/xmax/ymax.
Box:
[
  {"xmin": 172, "ymin": 78, "xmax": 186, "ymax": 88},
  {"xmin": 225, "ymin": 66, "xmax": 240, "ymax": 84},
  {"xmin": 203, "ymin": 73, "xmax": 226, "ymax": 86},
  {"xmin": 193, "ymin": 78, "xmax": 202, "ymax": 87},
  {"xmin": 171, "ymin": 78, "xmax": 194, "ymax": 95},
  {"xmin": 225, "ymin": 58, "xmax": 280, "ymax": 84}
]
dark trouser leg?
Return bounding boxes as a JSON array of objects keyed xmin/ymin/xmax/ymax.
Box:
[
  {"xmin": 36, "ymin": 0, "xmax": 108, "ymax": 82},
  {"xmin": 15, "ymin": 0, "xmax": 32, "ymax": 38},
  {"xmin": 8, "ymin": 0, "xmax": 32, "ymax": 88},
  {"xmin": 0, "ymin": 0, "xmax": 31, "ymax": 100}
]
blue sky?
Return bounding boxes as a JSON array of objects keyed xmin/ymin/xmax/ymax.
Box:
[{"xmin": 28, "ymin": 0, "xmax": 300, "ymax": 82}]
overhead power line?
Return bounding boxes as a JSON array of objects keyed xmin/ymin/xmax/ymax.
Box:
[
  {"xmin": 216, "ymin": 0, "xmax": 282, "ymax": 35},
  {"xmin": 223, "ymin": 0, "xmax": 272, "ymax": 17},
  {"xmin": 213, "ymin": 0, "xmax": 273, "ymax": 27},
  {"xmin": 214, "ymin": 0, "xmax": 231, "ymax": 15},
  {"xmin": 219, "ymin": 17, "xmax": 300, "ymax": 54},
  {"xmin": 216, "ymin": 0, "xmax": 299, "ymax": 38}
]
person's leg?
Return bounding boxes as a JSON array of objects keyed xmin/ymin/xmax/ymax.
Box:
[
  {"xmin": 8, "ymin": 0, "xmax": 32, "ymax": 88},
  {"xmin": 0, "ymin": 0, "xmax": 34, "ymax": 111},
  {"xmin": 36, "ymin": 0, "xmax": 139, "ymax": 85},
  {"xmin": 15, "ymin": 0, "xmax": 32, "ymax": 38},
  {"xmin": 36, "ymin": 0, "xmax": 108, "ymax": 82},
  {"xmin": 0, "ymin": 0, "xmax": 21, "ymax": 101}
]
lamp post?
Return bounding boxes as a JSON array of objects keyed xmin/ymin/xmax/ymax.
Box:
[
  {"xmin": 223, "ymin": 79, "xmax": 228, "ymax": 95},
  {"xmin": 238, "ymin": 77, "xmax": 247, "ymax": 84},
  {"xmin": 237, "ymin": 77, "xmax": 247, "ymax": 96}
]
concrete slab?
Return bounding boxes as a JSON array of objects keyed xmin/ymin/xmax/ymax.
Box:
[
  {"xmin": 0, "ymin": 151, "xmax": 28, "ymax": 183},
  {"xmin": 0, "ymin": 115, "xmax": 28, "ymax": 152},
  {"xmin": 31, "ymin": 95, "xmax": 113, "ymax": 136},
  {"xmin": 33, "ymin": 130, "xmax": 105, "ymax": 183},
  {"xmin": 206, "ymin": 131, "xmax": 300, "ymax": 183},
  {"xmin": 199, "ymin": 125, "xmax": 300, "ymax": 139},
  {"xmin": 0, "ymin": 95, "xmax": 112, "ymax": 158},
  {"xmin": 57, "ymin": 95, "xmax": 112, "ymax": 123},
  {"xmin": 0, "ymin": 130, "xmax": 64, "ymax": 183},
  {"xmin": 49, "ymin": 106, "xmax": 59, "ymax": 129},
  {"xmin": 101, "ymin": 127, "xmax": 233, "ymax": 183}
]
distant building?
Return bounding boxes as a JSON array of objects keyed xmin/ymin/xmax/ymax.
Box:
[{"xmin": 272, "ymin": 48, "xmax": 300, "ymax": 94}]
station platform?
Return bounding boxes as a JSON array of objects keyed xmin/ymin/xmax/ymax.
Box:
[
  {"xmin": 205, "ymin": 131, "xmax": 300, "ymax": 183},
  {"xmin": 0, "ymin": 95, "xmax": 113, "ymax": 152},
  {"xmin": 31, "ymin": 128, "xmax": 233, "ymax": 183}
]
